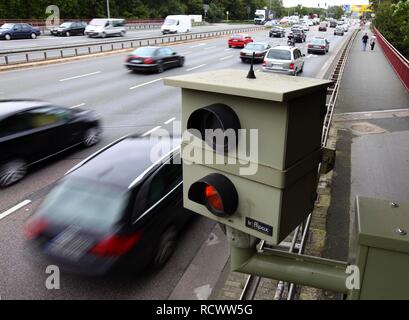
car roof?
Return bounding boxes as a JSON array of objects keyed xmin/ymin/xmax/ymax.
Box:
[
  {"xmin": 68, "ymin": 135, "xmax": 180, "ymax": 190},
  {"xmin": 270, "ymin": 45, "xmax": 296, "ymax": 51},
  {"xmin": 0, "ymin": 100, "xmax": 51, "ymax": 119}
]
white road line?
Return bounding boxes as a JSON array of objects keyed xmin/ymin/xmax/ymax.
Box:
[
  {"xmin": 307, "ymin": 54, "xmax": 313, "ymax": 58},
  {"xmin": 181, "ymin": 51, "xmax": 192, "ymax": 55},
  {"xmin": 219, "ymin": 55, "xmax": 233, "ymax": 61},
  {"xmin": 224, "ymin": 48, "xmax": 232, "ymax": 51},
  {"xmin": 164, "ymin": 117, "xmax": 176, "ymax": 125},
  {"xmin": 70, "ymin": 103, "xmax": 86, "ymax": 109},
  {"xmin": 0, "ymin": 200, "xmax": 31, "ymax": 222},
  {"xmin": 129, "ymin": 78, "xmax": 162, "ymax": 90},
  {"xmin": 204, "ymin": 46, "xmax": 217, "ymax": 50},
  {"xmin": 190, "ymin": 43, "xmax": 206, "ymax": 48},
  {"xmin": 186, "ymin": 64, "xmax": 207, "ymax": 72},
  {"xmin": 142, "ymin": 126, "xmax": 162, "ymax": 137},
  {"xmin": 59, "ymin": 71, "xmax": 101, "ymax": 82}
]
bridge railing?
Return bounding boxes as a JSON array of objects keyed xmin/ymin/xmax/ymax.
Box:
[{"xmin": 374, "ymin": 27, "xmax": 409, "ymax": 92}]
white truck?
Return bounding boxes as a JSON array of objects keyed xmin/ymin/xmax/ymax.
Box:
[
  {"xmin": 161, "ymin": 15, "xmax": 191, "ymax": 34},
  {"xmin": 254, "ymin": 9, "xmax": 271, "ymax": 25}
]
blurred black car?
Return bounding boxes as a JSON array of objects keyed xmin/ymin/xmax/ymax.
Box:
[
  {"xmin": 269, "ymin": 26, "xmax": 285, "ymax": 38},
  {"xmin": 240, "ymin": 42, "xmax": 270, "ymax": 63},
  {"xmin": 51, "ymin": 21, "xmax": 87, "ymax": 37},
  {"xmin": 125, "ymin": 46, "xmax": 185, "ymax": 73},
  {"xmin": 0, "ymin": 100, "xmax": 101, "ymax": 187},
  {"xmin": 0, "ymin": 23, "xmax": 40, "ymax": 40},
  {"xmin": 288, "ymin": 29, "xmax": 306, "ymax": 43},
  {"xmin": 24, "ymin": 135, "xmax": 192, "ymax": 275}
]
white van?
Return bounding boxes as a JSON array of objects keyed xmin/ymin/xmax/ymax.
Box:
[
  {"xmin": 85, "ymin": 18, "xmax": 126, "ymax": 38},
  {"xmin": 161, "ymin": 15, "xmax": 191, "ymax": 34}
]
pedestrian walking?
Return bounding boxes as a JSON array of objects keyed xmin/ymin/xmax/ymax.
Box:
[
  {"xmin": 370, "ymin": 35, "xmax": 376, "ymax": 51},
  {"xmin": 362, "ymin": 33, "xmax": 369, "ymax": 51}
]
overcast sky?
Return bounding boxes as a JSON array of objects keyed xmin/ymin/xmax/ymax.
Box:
[{"xmin": 282, "ymin": 0, "xmax": 369, "ymax": 8}]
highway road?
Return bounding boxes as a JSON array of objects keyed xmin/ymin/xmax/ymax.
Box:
[{"xmin": 0, "ymin": 24, "xmax": 353, "ymax": 299}]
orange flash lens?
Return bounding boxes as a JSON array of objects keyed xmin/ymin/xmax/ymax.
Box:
[{"xmin": 205, "ymin": 185, "xmax": 224, "ymax": 212}]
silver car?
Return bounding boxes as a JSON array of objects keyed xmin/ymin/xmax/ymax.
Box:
[
  {"xmin": 240, "ymin": 42, "xmax": 271, "ymax": 63},
  {"xmin": 262, "ymin": 46, "xmax": 305, "ymax": 76}
]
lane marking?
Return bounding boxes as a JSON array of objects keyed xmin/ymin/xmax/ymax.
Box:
[
  {"xmin": 142, "ymin": 126, "xmax": 162, "ymax": 137},
  {"xmin": 224, "ymin": 48, "xmax": 232, "ymax": 51},
  {"xmin": 129, "ymin": 78, "xmax": 162, "ymax": 90},
  {"xmin": 59, "ymin": 71, "xmax": 101, "ymax": 82},
  {"xmin": 190, "ymin": 43, "xmax": 206, "ymax": 48},
  {"xmin": 204, "ymin": 46, "xmax": 217, "ymax": 50},
  {"xmin": 307, "ymin": 54, "xmax": 313, "ymax": 58},
  {"xmin": 219, "ymin": 55, "xmax": 233, "ymax": 61},
  {"xmin": 164, "ymin": 117, "xmax": 176, "ymax": 125},
  {"xmin": 70, "ymin": 103, "xmax": 86, "ymax": 109},
  {"xmin": 0, "ymin": 200, "xmax": 32, "ymax": 222},
  {"xmin": 180, "ymin": 51, "xmax": 192, "ymax": 55},
  {"xmin": 186, "ymin": 64, "xmax": 206, "ymax": 72}
]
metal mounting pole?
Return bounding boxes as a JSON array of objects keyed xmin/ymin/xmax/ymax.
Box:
[{"xmin": 230, "ymin": 243, "xmax": 350, "ymax": 294}]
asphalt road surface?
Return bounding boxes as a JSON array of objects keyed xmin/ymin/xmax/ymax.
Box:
[{"xmin": 0, "ymin": 24, "xmax": 353, "ymax": 299}]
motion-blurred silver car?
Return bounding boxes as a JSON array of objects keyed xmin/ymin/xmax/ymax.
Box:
[
  {"xmin": 262, "ymin": 46, "xmax": 305, "ymax": 76},
  {"xmin": 240, "ymin": 42, "xmax": 271, "ymax": 63}
]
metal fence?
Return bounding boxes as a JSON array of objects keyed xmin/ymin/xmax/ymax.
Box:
[
  {"xmin": 0, "ymin": 26, "xmax": 264, "ymax": 66},
  {"xmin": 374, "ymin": 27, "xmax": 409, "ymax": 92}
]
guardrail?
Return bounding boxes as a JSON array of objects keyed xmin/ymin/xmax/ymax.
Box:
[
  {"xmin": 0, "ymin": 26, "xmax": 264, "ymax": 66},
  {"xmin": 374, "ymin": 27, "xmax": 409, "ymax": 92}
]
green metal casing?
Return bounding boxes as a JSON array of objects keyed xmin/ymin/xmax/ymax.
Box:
[
  {"xmin": 165, "ymin": 70, "xmax": 332, "ymax": 244},
  {"xmin": 349, "ymin": 197, "xmax": 409, "ymax": 300}
]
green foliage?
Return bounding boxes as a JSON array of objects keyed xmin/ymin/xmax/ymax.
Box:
[
  {"xmin": 327, "ymin": 6, "xmax": 344, "ymax": 19},
  {"xmin": 371, "ymin": 0, "xmax": 409, "ymax": 59},
  {"xmin": 207, "ymin": 2, "xmax": 225, "ymax": 22}
]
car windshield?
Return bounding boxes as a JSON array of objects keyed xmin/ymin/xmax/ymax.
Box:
[
  {"xmin": 245, "ymin": 43, "xmax": 265, "ymax": 51},
  {"xmin": 131, "ymin": 47, "xmax": 157, "ymax": 57},
  {"xmin": 0, "ymin": 24, "xmax": 14, "ymax": 29},
  {"xmin": 311, "ymin": 38, "xmax": 325, "ymax": 45},
  {"xmin": 38, "ymin": 177, "xmax": 129, "ymax": 231},
  {"xmin": 60, "ymin": 23, "xmax": 71, "ymax": 28},
  {"xmin": 267, "ymin": 49, "xmax": 291, "ymax": 60},
  {"xmin": 89, "ymin": 19, "xmax": 107, "ymax": 26},
  {"xmin": 164, "ymin": 19, "xmax": 177, "ymax": 25}
]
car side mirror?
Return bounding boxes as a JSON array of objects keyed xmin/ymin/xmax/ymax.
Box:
[{"xmin": 172, "ymin": 52, "xmax": 177, "ymax": 56}]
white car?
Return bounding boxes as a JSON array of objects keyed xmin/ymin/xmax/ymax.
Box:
[
  {"xmin": 302, "ymin": 24, "xmax": 310, "ymax": 31},
  {"xmin": 85, "ymin": 18, "xmax": 126, "ymax": 38}
]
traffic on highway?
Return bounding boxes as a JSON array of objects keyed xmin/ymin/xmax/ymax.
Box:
[{"xmin": 0, "ymin": 14, "xmax": 358, "ymax": 301}]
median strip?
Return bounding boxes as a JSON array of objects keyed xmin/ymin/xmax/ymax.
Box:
[
  {"xmin": 59, "ymin": 71, "xmax": 101, "ymax": 82},
  {"xmin": 0, "ymin": 200, "xmax": 32, "ymax": 222},
  {"xmin": 129, "ymin": 78, "xmax": 163, "ymax": 90}
]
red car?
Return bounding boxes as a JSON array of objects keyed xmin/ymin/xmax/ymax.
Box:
[{"xmin": 228, "ymin": 34, "xmax": 254, "ymax": 48}]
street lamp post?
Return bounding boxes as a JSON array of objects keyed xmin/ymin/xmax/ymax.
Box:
[{"xmin": 106, "ymin": 0, "xmax": 110, "ymax": 19}]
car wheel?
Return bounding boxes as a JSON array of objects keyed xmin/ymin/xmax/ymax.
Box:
[
  {"xmin": 31, "ymin": 33, "xmax": 37, "ymax": 39},
  {"xmin": 0, "ymin": 159, "xmax": 27, "ymax": 188},
  {"xmin": 65, "ymin": 31, "xmax": 70, "ymax": 37},
  {"xmin": 5, "ymin": 34, "xmax": 11, "ymax": 40},
  {"xmin": 228, "ymin": 45, "xmax": 232, "ymax": 48},
  {"xmin": 83, "ymin": 127, "xmax": 101, "ymax": 147},
  {"xmin": 151, "ymin": 225, "xmax": 178, "ymax": 269},
  {"xmin": 157, "ymin": 62, "xmax": 164, "ymax": 73}
]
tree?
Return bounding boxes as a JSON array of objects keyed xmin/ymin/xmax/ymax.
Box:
[
  {"xmin": 207, "ymin": 2, "xmax": 225, "ymax": 22},
  {"xmin": 327, "ymin": 5, "xmax": 344, "ymax": 19}
]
